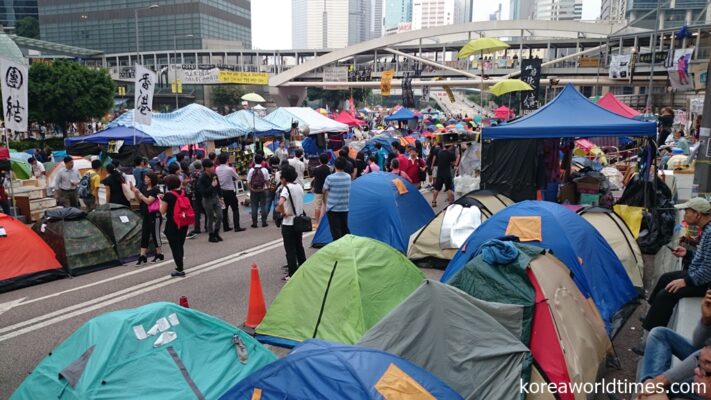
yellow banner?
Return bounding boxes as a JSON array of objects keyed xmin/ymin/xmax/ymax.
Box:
[
  {"xmin": 443, "ymin": 85, "xmax": 455, "ymax": 103},
  {"xmin": 381, "ymin": 70, "xmax": 395, "ymax": 97},
  {"xmin": 217, "ymin": 71, "xmax": 269, "ymax": 85}
]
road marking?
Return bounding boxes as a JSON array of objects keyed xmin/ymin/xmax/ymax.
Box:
[
  {"xmin": 1, "ymin": 236, "xmax": 286, "ymax": 310},
  {"xmin": 0, "ymin": 298, "xmax": 26, "ymax": 316},
  {"xmin": 0, "ymin": 233, "xmax": 313, "ymax": 343}
]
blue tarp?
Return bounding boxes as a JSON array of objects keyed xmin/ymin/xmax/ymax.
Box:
[
  {"xmin": 65, "ymin": 126, "xmax": 156, "ymax": 146},
  {"xmin": 225, "ymin": 110, "xmax": 289, "ymax": 138},
  {"xmin": 312, "ymin": 172, "xmax": 434, "ymax": 252},
  {"xmin": 219, "ymin": 339, "xmax": 462, "ymax": 400},
  {"xmin": 384, "ymin": 108, "xmax": 418, "ymax": 122},
  {"xmin": 482, "ymin": 84, "xmax": 656, "ymax": 139},
  {"xmin": 107, "ymin": 104, "xmax": 248, "ymax": 146},
  {"xmin": 441, "ymin": 200, "xmax": 638, "ymax": 335}
]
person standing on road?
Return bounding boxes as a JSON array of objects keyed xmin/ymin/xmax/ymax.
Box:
[
  {"xmin": 197, "ymin": 159, "xmax": 223, "ymax": 243},
  {"xmin": 364, "ymin": 155, "xmax": 380, "ymax": 174},
  {"xmin": 161, "ymin": 175, "xmax": 189, "ymax": 277},
  {"xmin": 132, "ymin": 172, "xmax": 163, "ymax": 265},
  {"xmin": 55, "ymin": 156, "xmax": 81, "ymax": 208},
  {"xmin": 275, "ymin": 165, "xmax": 306, "ymax": 280},
  {"xmin": 389, "ymin": 159, "xmax": 412, "ymax": 183},
  {"xmin": 28, "ymin": 157, "xmax": 46, "ymax": 180},
  {"xmin": 247, "ymin": 154, "xmax": 270, "ymax": 228},
  {"xmin": 311, "ymin": 153, "xmax": 331, "ymax": 225},
  {"xmin": 133, "ymin": 157, "xmax": 149, "ymax": 190},
  {"xmin": 323, "ymin": 157, "xmax": 351, "ymax": 241},
  {"xmin": 216, "ymin": 153, "xmax": 246, "ymax": 233},
  {"xmin": 187, "ymin": 161, "xmax": 205, "ymax": 238},
  {"xmin": 102, "ymin": 163, "xmax": 130, "ymax": 207},
  {"xmin": 431, "ymin": 144, "xmax": 455, "ymax": 207},
  {"xmin": 275, "ymin": 141, "xmax": 288, "ymax": 163},
  {"xmin": 288, "ymin": 149, "xmax": 306, "ymax": 187},
  {"xmin": 81, "ymin": 160, "xmax": 102, "ymax": 212},
  {"xmin": 405, "ymin": 146, "xmax": 426, "ymax": 188},
  {"xmin": 375, "ymin": 143, "xmax": 387, "ymax": 171}
]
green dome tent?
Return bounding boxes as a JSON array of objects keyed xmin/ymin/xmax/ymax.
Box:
[
  {"xmin": 32, "ymin": 208, "xmax": 119, "ymax": 275},
  {"xmin": 11, "ymin": 302, "xmax": 277, "ymax": 400},
  {"xmin": 256, "ymin": 235, "xmax": 425, "ymax": 347},
  {"xmin": 87, "ymin": 204, "xmax": 143, "ymax": 261}
]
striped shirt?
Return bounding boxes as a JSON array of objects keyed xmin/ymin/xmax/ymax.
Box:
[
  {"xmin": 323, "ymin": 171, "xmax": 351, "ymax": 212},
  {"xmin": 687, "ymin": 223, "xmax": 711, "ymax": 286}
]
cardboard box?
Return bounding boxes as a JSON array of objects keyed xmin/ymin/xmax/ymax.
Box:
[
  {"xmin": 574, "ymin": 176, "xmax": 600, "ymax": 194},
  {"xmin": 558, "ymin": 182, "xmax": 576, "ymax": 204}
]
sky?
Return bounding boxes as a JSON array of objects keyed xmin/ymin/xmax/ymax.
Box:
[{"xmin": 252, "ymin": 0, "xmax": 603, "ymax": 50}]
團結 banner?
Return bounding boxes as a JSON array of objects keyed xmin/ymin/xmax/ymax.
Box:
[{"xmin": 1, "ymin": 58, "xmax": 28, "ymax": 132}]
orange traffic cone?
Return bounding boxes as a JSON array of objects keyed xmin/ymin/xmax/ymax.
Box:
[
  {"xmin": 244, "ymin": 263, "xmax": 267, "ymax": 329},
  {"xmin": 179, "ymin": 296, "xmax": 190, "ymax": 308}
]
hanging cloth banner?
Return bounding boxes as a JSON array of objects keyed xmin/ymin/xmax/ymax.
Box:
[
  {"xmin": 134, "ymin": 64, "xmax": 156, "ymax": 126},
  {"xmin": 0, "ymin": 57, "xmax": 28, "ymax": 132},
  {"xmin": 520, "ymin": 58, "xmax": 542, "ymax": 111},
  {"xmin": 381, "ymin": 70, "xmax": 395, "ymax": 96},
  {"xmin": 402, "ymin": 72, "xmax": 416, "ymax": 108},
  {"xmin": 608, "ymin": 54, "xmax": 631, "ymax": 80},
  {"xmin": 667, "ymin": 47, "xmax": 695, "ymax": 92}
]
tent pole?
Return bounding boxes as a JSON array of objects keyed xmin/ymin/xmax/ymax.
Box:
[{"xmin": 4, "ymin": 127, "xmax": 15, "ymax": 216}]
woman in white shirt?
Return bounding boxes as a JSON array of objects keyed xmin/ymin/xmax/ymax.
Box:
[{"xmin": 275, "ymin": 164, "xmax": 306, "ymax": 280}]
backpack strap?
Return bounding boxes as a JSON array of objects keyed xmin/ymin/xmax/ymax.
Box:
[{"xmin": 285, "ymin": 185, "xmax": 297, "ymax": 216}]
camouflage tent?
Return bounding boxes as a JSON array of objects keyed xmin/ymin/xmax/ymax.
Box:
[
  {"xmin": 87, "ymin": 204, "xmax": 143, "ymax": 260},
  {"xmin": 33, "ymin": 208, "xmax": 119, "ymax": 275}
]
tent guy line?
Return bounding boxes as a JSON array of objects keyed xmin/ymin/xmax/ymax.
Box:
[{"xmin": 0, "ymin": 233, "xmax": 313, "ymax": 343}]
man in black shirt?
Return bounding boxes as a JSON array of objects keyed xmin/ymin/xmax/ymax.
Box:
[
  {"xmin": 431, "ymin": 144, "xmax": 455, "ymax": 207},
  {"xmin": 197, "ymin": 159, "xmax": 222, "ymax": 243},
  {"xmin": 311, "ymin": 153, "xmax": 331, "ymax": 224},
  {"xmin": 338, "ymin": 148, "xmax": 356, "ymax": 179}
]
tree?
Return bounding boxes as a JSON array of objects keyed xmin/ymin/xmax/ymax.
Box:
[
  {"xmin": 307, "ymin": 87, "xmax": 371, "ymax": 110},
  {"xmin": 15, "ymin": 17, "xmax": 39, "ymax": 39},
  {"xmin": 211, "ymin": 85, "xmax": 246, "ymax": 110},
  {"xmin": 28, "ymin": 60, "xmax": 115, "ymax": 137}
]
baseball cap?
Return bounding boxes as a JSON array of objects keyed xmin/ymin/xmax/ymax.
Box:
[{"xmin": 674, "ymin": 197, "xmax": 711, "ymax": 213}]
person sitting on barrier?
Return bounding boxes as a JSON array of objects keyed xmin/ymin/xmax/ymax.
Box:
[
  {"xmin": 640, "ymin": 198, "xmax": 711, "ymax": 335},
  {"xmin": 638, "ymin": 338, "xmax": 711, "ymax": 399},
  {"xmin": 639, "ymin": 289, "xmax": 711, "ymax": 397}
]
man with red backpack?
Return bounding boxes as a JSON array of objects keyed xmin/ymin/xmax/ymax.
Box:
[
  {"xmin": 160, "ymin": 175, "xmax": 194, "ymax": 277},
  {"xmin": 247, "ymin": 154, "xmax": 270, "ymax": 228}
]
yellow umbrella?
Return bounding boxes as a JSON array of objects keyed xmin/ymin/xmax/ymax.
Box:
[
  {"xmin": 457, "ymin": 37, "xmax": 510, "ymax": 58},
  {"xmin": 489, "ymin": 79, "xmax": 533, "ymax": 96},
  {"xmin": 457, "ymin": 37, "xmax": 511, "ymax": 108},
  {"xmin": 241, "ymin": 92, "xmax": 266, "ymax": 103}
]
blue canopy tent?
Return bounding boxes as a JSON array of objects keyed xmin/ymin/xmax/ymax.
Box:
[
  {"xmin": 219, "ymin": 339, "xmax": 462, "ymax": 400},
  {"xmin": 65, "ymin": 126, "xmax": 156, "ymax": 146},
  {"xmin": 482, "ymin": 84, "xmax": 656, "ymax": 139},
  {"xmin": 312, "ymin": 172, "xmax": 434, "ymax": 252},
  {"xmin": 108, "ymin": 104, "xmax": 248, "ymax": 146},
  {"xmin": 265, "ymin": 107, "xmax": 348, "ymax": 135},
  {"xmin": 225, "ymin": 110, "xmax": 289, "ymax": 138},
  {"xmin": 441, "ymin": 201, "xmax": 639, "ymax": 335},
  {"xmin": 384, "ymin": 108, "xmax": 418, "ymax": 122}
]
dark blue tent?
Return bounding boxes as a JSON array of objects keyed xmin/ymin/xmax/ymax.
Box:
[
  {"xmin": 219, "ymin": 339, "xmax": 463, "ymax": 400},
  {"xmin": 313, "ymin": 172, "xmax": 434, "ymax": 252},
  {"xmin": 441, "ymin": 200, "xmax": 638, "ymax": 335},
  {"xmin": 64, "ymin": 126, "xmax": 156, "ymax": 146},
  {"xmin": 384, "ymin": 108, "xmax": 418, "ymax": 122},
  {"xmin": 482, "ymin": 84, "xmax": 656, "ymax": 139}
]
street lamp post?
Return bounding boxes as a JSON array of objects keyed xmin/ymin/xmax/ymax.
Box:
[
  {"xmin": 173, "ymin": 34, "xmax": 194, "ymax": 109},
  {"xmin": 134, "ymin": 4, "xmax": 159, "ymax": 66}
]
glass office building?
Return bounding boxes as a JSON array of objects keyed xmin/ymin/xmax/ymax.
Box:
[
  {"xmin": 626, "ymin": 0, "xmax": 707, "ymax": 29},
  {"xmin": 1, "ymin": 0, "xmax": 39, "ymax": 31},
  {"xmin": 37, "ymin": 0, "xmax": 251, "ymax": 53}
]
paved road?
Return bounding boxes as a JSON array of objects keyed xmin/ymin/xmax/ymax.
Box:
[{"xmin": 0, "ymin": 191, "xmax": 446, "ymax": 398}]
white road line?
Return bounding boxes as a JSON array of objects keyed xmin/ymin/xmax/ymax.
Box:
[
  {"xmin": 0, "ymin": 233, "xmax": 313, "ymax": 343},
  {"xmin": 1, "ymin": 236, "xmax": 286, "ymax": 310}
]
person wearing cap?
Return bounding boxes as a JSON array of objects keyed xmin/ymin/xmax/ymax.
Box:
[{"xmin": 641, "ymin": 197, "xmax": 711, "ymax": 332}]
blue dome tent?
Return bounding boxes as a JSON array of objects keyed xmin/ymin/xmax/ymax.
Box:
[
  {"xmin": 441, "ymin": 200, "xmax": 638, "ymax": 335},
  {"xmin": 312, "ymin": 172, "xmax": 434, "ymax": 252},
  {"xmin": 384, "ymin": 108, "xmax": 418, "ymax": 122},
  {"xmin": 219, "ymin": 339, "xmax": 462, "ymax": 400}
]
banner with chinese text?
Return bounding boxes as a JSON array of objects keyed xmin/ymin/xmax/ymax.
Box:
[
  {"xmin": 0, "ymin": 57, "xmax": 28, "ymax": 132},
  {"xmin": 134, "ymin": 64, "xmax": 156, "ymax": 125}
]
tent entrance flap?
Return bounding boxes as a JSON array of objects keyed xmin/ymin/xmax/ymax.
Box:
[
  {"xmin": 313, "ymin": 261, "xmax": 338, "ymax": 338},
  {"xmin": 59, "ymin": 345, "xmax": 95, "ymax": 388},
  {"xmin": 439, "ymin": 205, "xmax": 482, "ymax": 249}
]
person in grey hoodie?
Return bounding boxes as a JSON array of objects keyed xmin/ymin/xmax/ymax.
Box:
[{"xmin": 639, "ymin": 289, "xmax": 711, "ymax": 397}]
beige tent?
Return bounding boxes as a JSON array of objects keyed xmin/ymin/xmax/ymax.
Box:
[
  {"xmin": 577, "ymin": 207, "xmax": 644, "ymax": 288},
  {"xmin": 407, "ymin": 190, "xmax": 513, "ymax": 268}
]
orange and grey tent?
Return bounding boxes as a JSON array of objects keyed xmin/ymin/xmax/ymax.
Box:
[{"xmin": 0, "ymin": 213, "xmax": 64, "ymax": 292}]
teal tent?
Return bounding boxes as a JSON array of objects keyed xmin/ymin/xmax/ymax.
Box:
[{"xmin": 11, "ymin": 302, "xmax": 277, "ymax": 400}]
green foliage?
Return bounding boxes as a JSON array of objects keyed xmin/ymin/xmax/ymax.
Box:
[
  {"xmin": 307, "ymin": 87, "xmax": 371, "ymax": 110},
  {"xmin": 28, "ymin": 60, "xmax": 115, "ymax": 137},
  {"xmin": 211, "ymin": 85, "xmax": 246, "ymax": 108},
  {"xmin": 10, "ymin": 138, "xmax": 66, "ymax": 151},
  {"xmin": 15, "ymin": 17, "xmax": 39, "ymax": 39}
]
